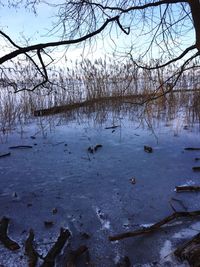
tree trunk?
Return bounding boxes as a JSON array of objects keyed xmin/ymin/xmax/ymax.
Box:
[{"xmin": 188, "ymin": 0, "xmax": 200, "ymax": 52}]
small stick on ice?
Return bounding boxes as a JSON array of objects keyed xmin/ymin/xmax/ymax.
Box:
[
  {"xmin": 9, "ymin": 145, "xmax": 33, "ymax": 149},
  {"xmin": 185, "ymin": 147, "xmax": 200, "ymax": 150},
  {"xmin": 105, "ymin": 125, "xmax": 120, "ymax": 129},
  {"xmin": 176, "ymin": 185, "xmax": 200, "ymax": 192},
  {"xmin": 0, "ymin": 152, "xmax": 11, "ymax": 158}
]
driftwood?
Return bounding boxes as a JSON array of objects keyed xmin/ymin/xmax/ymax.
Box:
[
  {"xmin": 0, "ymin": 152, "xmax": 11, "ymax": 158},
  {"xmin": 185, "ymin": 147, "xmax": 200, "ymax": 151},
  {"xmin": 192, "ymin": 167, "xmax": 200, "ymax": 172},
  {"xmin": 174, "ymin": 232, "xmax": 200, "ymax": 267},
  {"xmin": 109, "ymin": 210, "xmax": 200, "ymax": 241},
  {"xmin": 0, "ymin": 217, "xmax": 20, "ymax": 250},
  {"xmin": 25, "ymin": 229, "xmax": 38, "ymax": 267},
  {"xmin": 41, "ymin": 228, "xmax": 71, "ymax": 267},
  {"xmin": 176, "ymin": 186, "xmax": 200, "ymax": 192},
  {"xmin": 65, "ymin": 245, "xmax": 88, "ymax": 267},
  {"xmin": 9, "ymin": 145, "xmax": 33, "ymax": 149}
]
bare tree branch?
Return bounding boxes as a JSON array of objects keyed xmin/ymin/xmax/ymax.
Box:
[
  {"xmin": 0, "ymin": 16, "xmax": 121, "ymax": 65},
  {"xmin": 129, "ymin": 44, "xmax": 197, "ymax": 70}
]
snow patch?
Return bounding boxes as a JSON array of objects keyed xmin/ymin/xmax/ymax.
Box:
[
  {"xmin": 113, "ymin": 253, "xmax": 121, "ymax": 264},
  {"xmin": 95, "ymin": 207, "xmax": 111, "ymax": 230},
  {"xmin": 179, "ymin": 180, "xmax": 196, "ymax": 187},
  {"xmin": 140, "ymin": 223, "xmax": 154, "ymax": 228},
  {"xmin": 173, "ymin": 222, "xmax": 200, "ymax": 239},
  {"xmin": 160, "ymin": 240, "xmax": 172, "ymax": 260},
  {"xmin": 159, "ymin": 240, "xmax": 189, "ymax": 267},
  {"xmin": 173, "ymin": 228, "xmax": 198, "ymax": 239}
]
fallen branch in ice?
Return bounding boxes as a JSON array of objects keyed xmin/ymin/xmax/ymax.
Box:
[
  {"xmin": 0, "ymin": 217, "xmax": 20, "ymax": 250},
  {"xmin": 0, "ymin": 152, "xmax": 11, "ymax": 158},
  {"xmin": 184, "ymin": 147, "xmax": 200, "ymax": 150},
  {"xmin": 33, "ymin": 95, "xmax": 139, "ymax": 117},
  {"xmin": 174, "ymin": 232, "xmax": 200, "ymax": 266},
  {"xmin": 65, "ymin": 245, "xmax": 88, "ymax": 267},
  {"xmin": 109, "ymin": 210, "xmax": 200, "ymax": 241},
  {"xmin": 175, "ymin": 185, "xmax": 200, "ymax": 192},
  {"xmin": 9, "ymin": 145, "xmax": 33, "ymax": 149},
  {"xmin": 25, "ymin": 229, "xmax": 38, "ymax": 267},
  {"xmin": 41, "ymin": 228, "xmax": 71, "ymax": 267}
]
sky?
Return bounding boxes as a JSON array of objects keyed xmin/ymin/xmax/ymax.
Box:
[{"xmin": 0, "ymin": 3, "xmax": 58, "ymax": 43}]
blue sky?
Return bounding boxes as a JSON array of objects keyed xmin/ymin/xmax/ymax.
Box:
[{"xmin": 0, "ymin": 3, "xmax": 55, "ymax": 43}]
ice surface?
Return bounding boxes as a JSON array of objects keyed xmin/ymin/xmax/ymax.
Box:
[{"xmin": 0, "ymin": 115, "xmax": 200, "ymax": 266}]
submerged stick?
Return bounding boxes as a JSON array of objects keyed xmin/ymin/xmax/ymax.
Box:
[
  {"xmin": 109, "ymin": 210, "xmax": 200, "ymax": 241},
  {"xmin": 0, "ymin": 152, "xmax": 11, "ymax": 158},
  {"xmin": 0, "ymin": 217, "xmax": 20, "ymax": 250},
  {"xmin": 184, "ymin": 147, "xmax": 200, "ymax": 151},
  {"xmin": 25, "ymin": 229, "xmax": 38, "ymax": 267},
  {"xmin": 41, "ymin": 228, "xmax": 70, "ymax": 267},
  {"xmin": 176, "ymin": 186, "xmax": 200, "ymax": 192},
  {"xmin": 65, "ymin": 245, "xmax": 88, "ymax": 267},
  {"xmin": 9, "ymin": 145, "xmax": 33, "ymax": 149},
  {"xmin": 174, "ymin": 232, "xmax": 200, "ymax": 266},
  {"xmin": 192, "ymin": 167, "xmax": 200, "ymax": 172}
]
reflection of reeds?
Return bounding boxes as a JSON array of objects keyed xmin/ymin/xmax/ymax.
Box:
[{"xmin": 0, "ymin": 57, "xmax": 200, "ymax": 139}]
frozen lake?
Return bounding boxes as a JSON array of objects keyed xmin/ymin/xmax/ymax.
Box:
[{"xmin": 0, "ymin": 113, "xmax": 200, "ymax": 266}]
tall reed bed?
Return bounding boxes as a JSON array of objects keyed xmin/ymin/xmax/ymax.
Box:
[{"xmin": 0, "ymin": 57, "xmax": 200, "ymax": 139}]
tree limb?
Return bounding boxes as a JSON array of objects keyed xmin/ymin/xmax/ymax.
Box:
[
  {"xmin": 109, "ymin": 210, "xmax": 200, "ymax": 241},
  {"xmin": 0, "ymin": 16, "xmax": 121, "ymax": 65}
]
